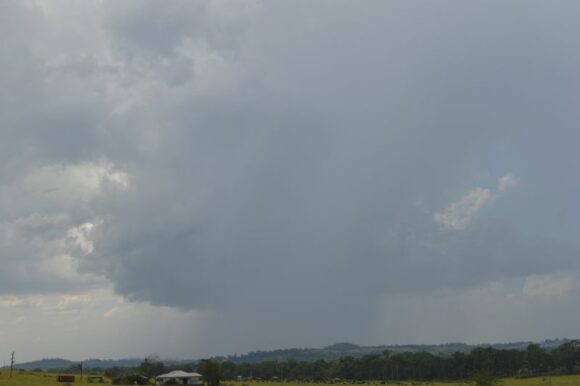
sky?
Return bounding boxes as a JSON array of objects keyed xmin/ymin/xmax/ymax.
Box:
[{"xmin": 2, "ymin": 0, "xmax": 580, "ymax": 363}]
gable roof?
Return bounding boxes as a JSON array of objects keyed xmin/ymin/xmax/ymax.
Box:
[{"xmin": 156, "ymin": 370, "xmax": 202, "ymax": 379}]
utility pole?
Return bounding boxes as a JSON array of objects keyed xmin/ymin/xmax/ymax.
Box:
[{"xmin": 10, "ymin": 352, "xmax": 15, "ymax": 378}]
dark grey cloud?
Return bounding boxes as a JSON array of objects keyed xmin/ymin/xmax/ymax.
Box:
[{"xmin": 2, "ymin": 0, "xmax": 580, "ymax": 356}]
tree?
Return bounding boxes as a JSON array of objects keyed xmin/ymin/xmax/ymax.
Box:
[
  {"xmin": 200, "ymin": 360, "xmax": 224, "ymax": 386},
  {"xmin": 525, "ymin": 344, "xmax": 549, "ymax": 375},
  {"xmin": 470, "ymin": 371, "xmax": 500, "ymax": 386},
  {"xmin": 140, "ymin": 355, "xmax": 165, "ymax": 378},
  {"xmin": 553, "ymin": 340, "xmax": 580, "ymax": 374}
]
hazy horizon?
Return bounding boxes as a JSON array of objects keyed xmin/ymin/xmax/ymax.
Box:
[
  {"xmin": 13, "ymin": 337, "xmax": 577, "ymax": 364},
  {"xmin": 2, "ymin": 0, "xmax": 580, "ymax": 364}
]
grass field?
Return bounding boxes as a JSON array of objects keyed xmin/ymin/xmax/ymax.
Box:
[
  {"xmin": 2, "ymin": 371, "xmax": 580, "ymax": 386},
  {"xmin": 232, "ymin": 378, "xmax": 580, "ymax": 386},
  {"xmin": 0, "ymin": 370, "xmax": 109, "ymax": 386}
]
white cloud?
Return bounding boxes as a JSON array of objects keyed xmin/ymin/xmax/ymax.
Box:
[
  {"xmin": 56, "ymin": 293, "xmax": 92, "ymax": 311},
  {"xmin": 23, "ymin": 161, "xmax": 128, "ymax": 201},
  {"xmin": 498, "ymin": 173, "xmax": 518, "ymax": 194},
  {"xmin": 433, "ymin": 187, "xmax": 493, "ymax": 231},
  {"xmin": 434, "ymin": 173, "xmax": 517, "ymax": 230},
  {"xmin": 0, "ymin": 295, "xmax": 44, "ymax": 310},
  {"xmin": 523, "ymin": 274, "xmax": 577, "ymax": 299},
  {"xmin": 0, "ymin": 160, "xmax": 126, "ymax": 295},
  {"xmin": 67, "ymin": 222, "xmax": 97, "ymax": 255},
  {"xmin": 0, "ymin": 296, "xmax": 26, "ymax": 309},
  {"xmin": 0, "ymin": 287, "xmax": 204, "ymax": 361}
]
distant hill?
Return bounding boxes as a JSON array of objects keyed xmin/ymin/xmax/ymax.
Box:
[
  {"xmin": 12, "ymin": 338, "xmax": 574, "ymax": 370},
  {"xmin": 217, "ymin": 338, "xmax": 574, "ymax": 363},
  {"xmin": 13, "ymin": 358, "xmax": 142, "ymax": 371}
]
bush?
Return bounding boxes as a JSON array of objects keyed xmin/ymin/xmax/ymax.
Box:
[
  {"xmin": 470, "ymin": 371, "xmax": 500, "ymax": 386},
  {"xmin": 112, "ymin": 374, "xmax": 149, "ymax": 385}
]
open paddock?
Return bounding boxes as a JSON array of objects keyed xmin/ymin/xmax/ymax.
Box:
[{"xmin": 2, "ymin": 371, "xmax": 580, "ymax": 386}]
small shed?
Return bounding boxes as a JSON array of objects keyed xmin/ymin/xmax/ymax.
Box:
[{"xmin": 156, "ymin": 371, "xmax": 203, "ymax": 385}]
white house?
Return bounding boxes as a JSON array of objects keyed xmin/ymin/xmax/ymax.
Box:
[{"xmin": 156, "ymin": 370, "xmax": 203, "ymax": 385}]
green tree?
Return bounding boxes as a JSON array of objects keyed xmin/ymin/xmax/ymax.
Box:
[
  {"xmin": 470, "ymin": 371, "xmax": 500, "ymax": 386},
  {"xmin": 140, "ymin": 355, "xmax": 165, "ymax": 378},
  {"xmin": 200, "ymin": 359, "xmax": 224, "ymax": 386},
  {"xmin": 525, "ymin": 344, "xmax": 550, "ymax": 375}
]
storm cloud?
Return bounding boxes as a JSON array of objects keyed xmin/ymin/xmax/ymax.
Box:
[{"xmin": 2, "ymin": 0, "xmax": 580, "ymax": 360}]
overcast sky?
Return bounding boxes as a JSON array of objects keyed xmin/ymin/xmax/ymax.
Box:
[{"xmin": 2, "ymin": 0, "xmax": 580, "ymax": 363}]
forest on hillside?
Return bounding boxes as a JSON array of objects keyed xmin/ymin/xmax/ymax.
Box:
[{"xmin": 89, "ymin": 341, "xmax": 580, "ymax": 382}]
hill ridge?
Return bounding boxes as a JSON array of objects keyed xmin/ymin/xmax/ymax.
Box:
[{"xmin": 12, "ymin": 338, "xmax": 573, "ymax": 370}]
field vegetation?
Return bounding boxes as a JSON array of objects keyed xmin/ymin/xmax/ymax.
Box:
[
  {"xmin": 0, "ymin": 370, "xmax": 109, "ymax": 386},
  {"xmin": 3, "ymin": 371, "xmax": 580, "ymax": 386},
  {"xmin": 3, "ymin": 341, "xmax": 580, "ymax": 386}
]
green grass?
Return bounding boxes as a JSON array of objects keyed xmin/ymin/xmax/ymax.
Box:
[
  {"xmin": 2, "ymin": 371, "xmax": 580, "ymax": 386},
  {"xmin": 499, "ymin": 375, "xmax": 580, "ymax": 386},
  {"xmin": 0, "ymin": 370, "xmax": 110, "ymax": 386},
  {"xmin": 227, "ymin": 377, "xmax": 580, "ymax": 386}
]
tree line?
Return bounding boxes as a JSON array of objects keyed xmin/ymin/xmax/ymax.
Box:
[
  {"xmin": 74, "ymin": 341, "xmax": 580, "ymax": 382},
  {"xmin": 217, "ymin": 341, "xmax": 580, "ymax": 381}
]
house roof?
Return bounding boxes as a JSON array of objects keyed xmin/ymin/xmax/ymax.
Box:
[{"xmin": 156, "ymin": 370, "xmax": 202, "ymax": 379}]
